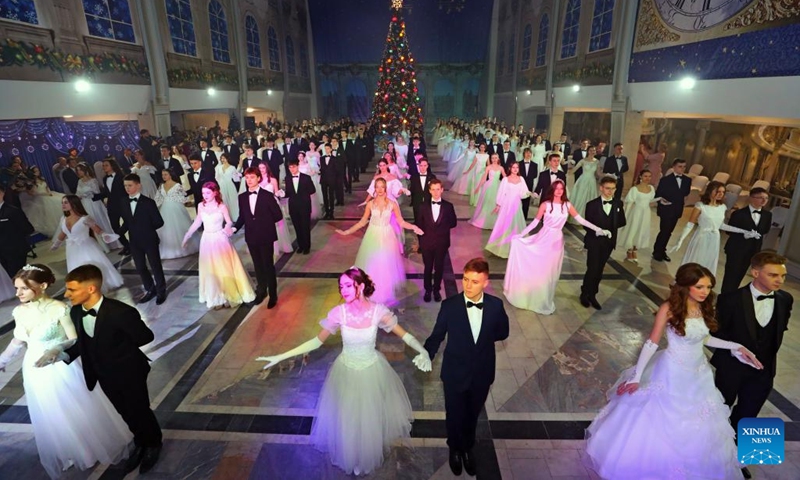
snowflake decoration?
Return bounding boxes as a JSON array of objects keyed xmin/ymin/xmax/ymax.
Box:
[
  {"xmin": 55, "ymin": 143, "xmax": 63, "ymax": 149},
  {"xmin": 11, "ymin": 148, "xmax": 19, "ymax": 156},
  {"xmin": 115, "ymin": 145, "xmax": 123, "ymax": 151},
  {"xmin": 103, "ymin": 144, "xmax": 110, "ymax": 151},
  {"xmin": 26, "ymin": 146, "xmax": 35, "ymax": 153},
  {"xmin": 42, "ymin": 144, "xmax": 49, "ymax": 151},
  {"xmin": 89, "ymin": 145, "xmax": 97, "ymax": 152}
]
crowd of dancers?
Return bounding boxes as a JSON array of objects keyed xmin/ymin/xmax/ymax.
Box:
[{"xmin": 0, "ymin": 116, "xmax": 793, "ymax": 479}]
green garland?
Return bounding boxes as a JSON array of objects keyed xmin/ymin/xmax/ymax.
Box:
[
  {"xmin": 0, "ymin": 38, "xmax": 149, "ymax": 78},
  {"xmin": 554, "ymin": 62, "xmax": 614, "ymax": 83},
  {"xmin": 247, "ymin": 76, "xmax": 278, "ymax": 88},
  {"xmin": 167, "ymin": 67, "xmax": 239, "ymax": 86}
]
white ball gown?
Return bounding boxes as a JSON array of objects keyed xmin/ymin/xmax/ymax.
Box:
[
  {"xmin": 681, "ymin": 203, "xmax": 727, "ymax": 275},
  {"xmin": 367, "ymin": 177, "xmax": 407, "ymax": 251},
  {"xmin": 569, "ymin": 159, "xmax": 600, "ymax": 219},
  {"xmin": 468, "ymin": 153, "xmax": 490, "ymax": 206},
  {"xmin": 18, "ymin": 181, "xmax": 63, "ymax": 236},
  {"xmin": 618, "ymin": 185, "xmax": 656, "ymax": 250},
  {"xmin": 155, "ymin": 183, "xmax": 199, "ymax": 259},
  {"xmin": 469, "ymin": 169, "xmax": 503, "ymax": 230},
  {"xmin": 214, "ymin": 164, "xmax": 240, "ymax": 221},
  {"xmin": 585, "ymin": 318, "xmax": 740, "ymax": 479},
  {"xmin": 59, "ymin": 216, "xmax": 124, "ymax": 292},
  {"xmin": 354, "ymin": 203, "xmax": 406, "ymax": 306},
  {"xmin": 314, "ymin": 303, "xmax": 413, "ymax": 475},
  {"xmin": 299, "ymin": 157, "xmax": 323, "ymax": 220},
  {"xmin": 130, "ymin": 164, "xmax": 158, "ymax": 199},
  {"xmin": 76, "ymin": 178, "xmax": 121, "ymax": 250},
  {"xmin": 12, "ymin": 298, "xmax": 132, "ymax": 478},
  {"xmin": 196, "ymin": 208, "xmax": 255, "ymax": 308},
  {"xmin": 0, "ymin": 266, "xmax": 15, "ymax": 302},
  {"xmin": 486, "ymin": 178, "xmax": 530, "ymax": 258},
  {"xmin": 261, "ymin": 181, "xmax": 295, "ymax": 255},
  {"xmin": 504, "ymin": 202, "xmax": 570, "ymax": 314},
  {"xmin": 531, "ymin": 143, "xmax": 547, "ymax": 174}
]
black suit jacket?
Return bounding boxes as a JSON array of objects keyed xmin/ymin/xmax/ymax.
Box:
[
  {"xmin": 319, "ymin": 155, "xmax": 339, "ymax": 185},
  {"xmin": 330, "ymin": 151, "xmax": 346, "ymax": 177},
  {"xmin": 487, "ymin": 142, "xmax": 503, "ymax": 156},
  {"xmin": 424, "ymin": 293, "xmax": 510, "ymax": 391},
  {"xmin": 499, "ymin": 150, "xmax": 516, "ymax": 168},
  {"xmin": 583, "ymin": 197, "xmax": 627, "ymax": 249},
  {"xmin": 285, "ymin": 173, "xmax": 316, "ymax": 214},
  {"xmin": 602, "ymin": 155, "xmax": 629, "ymax": 186},
  {"xmin": 0, "ymin": 202, "xmax": 34, "ymax": 260},
  {"xmin": 222, "ymin": 144, "xmax": 241, "ymax": 167},
  {"xmin": 119, "ymin": 194, "xmax": 164, "ymax": 248},
  {"xmin": 156, "ymin": 158, "xmax": 183, "ymax": 183},
  {"xmin": 65, "ymin": 297, "xmax": 154, "ymax": 391},
  {"xmin": 282, "ymin": 143, "xmax": 299, "ymax": 163},
  {"xmin": 518, "ymin": 161, "xmax": 538, "ymax": 191},
  {"xmin": 534, "ymin": 169, "xmax": 567, "ymax": 197},
  {"xmin": 199, "ymin": 149, "xmax": 219, "ymax": 169},
  {"xmin": 187, "ymin": 167, "xmax": 216, "ymax": 205},
  {"xmin": 409, "ymin": 172, "xmax": 437, "ymax": 208},
  {"xmin": 239, "ymin": 156, "xmax": 261, "ymax": 174},
  {"xmin": 655, "ymin": 174, "xmax": 692, "ymax": 219},
  {"xmin": 555, "ymin": 142, "xmax": 571, "ymax": 157},
  {"xmin": 710, "ymin": 286, "xmax": 793, "ymax": 378},
  {"xmin": 99, "ymin": 173, "xmax": 127, "ymax": 215},
  {"xmin": 416, "ymin": 198, "xmax": 457, "ymax": 250},
  {"xmin": 118, "ymin": 155, "xmax": 134, "ymax": 173},
  {"xmin": 232, "ymin": 188, "xmax": 283, "ymax": 245},
  {"xmin": 62, "ymin": 168, "xmax": 79, "ymax": 194},
  {"xmin": 261, "ymin": 148, "xmax": 283, "ymax": 178},
  {"xmin": 724, "ymin": 207, "xmax": 772, "ymax": 256}
]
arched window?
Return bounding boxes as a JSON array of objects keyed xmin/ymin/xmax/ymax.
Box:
[
  {"xmin": 166, "ymin": 0, "xmax": 196, "ymax": 56},
  {"xmin": 520, "ymin": 24, "xmax": 532, "ymax": 71},
  {"xmin": 285, "ymin": 36, "xmax": 296, "ymax": 75},
  {"xmin": 0, "ymin": 0, "xmax": 38, "ymax": 24},
  {"xmin": 245, "ymin": 14, "xmax": 261, "ymax": 68},
  {"xmin": 507, "ymin": 34, "xmax": 515, "ymax": 75},
  {"xmin": 589, "ymin": 0, "xmax": 614, "ymax": 52},
  {"xmin": 535, "ymin": 14, "xmax": 549, "ymax": 67},
  {"xmin": 497, "ymin": 41, "xmax": 505, "ymax": 76},
  {"xmin": 268, "ymin": 27, "xmax": 281, "ymax": 71},
  {"xmin": 560, "ymin": 0, "xmax": 581, "ymax": 59},
  {"xmin": 208, "ymin": 0, "xmax": 230, "ymax": 63},
  {"xmin": 299, "ymin": 43, "xmax": 309, "ymax": 77},
  {"xmin": 82, "ymin": 0, "xmax": 135, "ymax": 43}
]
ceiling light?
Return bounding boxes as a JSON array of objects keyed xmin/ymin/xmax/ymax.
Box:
[
  {"xmin": 207, "ymin": 87, "xmax": 217, "ymax": 96},
  {"xmin": 526, "ymin": 90, "xmax": 531, "ymax": 95},
  {"xmin": 572, "ymin": 84, "xmax": 581, "ymax": 92},
  {"xmin": 74, "ymin": 79, "xmax": 91, "ymax": 92},
  {"xmin": 266, "ymin": 89, "xmax": 273, "ymax": 95},
  {"xmin": 679, "ymin": 77, "xmax": 696, "ymax": 90},
  {"xmin": 63, "ymin": 115, "xmax": 74, "ymax": 118},
  {"xmin": 246, "ymin": 107, "xmax": 255, "ymax": 113}
]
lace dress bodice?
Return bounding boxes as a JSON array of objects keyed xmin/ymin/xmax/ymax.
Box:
[
  {"xmin": 76, "ymin": 178, "xmax": 101, "ymax": 199},
  {"xmin": 578, "ymin": 159, "xmax": 599, "ymax": 177},
  {"xmin": 368, "ymin": 203, "xmax": 396, "ymax": 228},
  {"xmin": 156, "ymin": 183, "xmax": 187, "ymax": 207},
  {"xmin": 13, "ymin": 299, "xmax": 72, "ymax": 357},
  {"xmin": 320, "ymin": 303, "xmax": 398, "ymax": 370},
  {"xmin": 200, "ymin": 209, "xmax": 225, "ymax": 233},
  {"xmin": 665, "ymin": 317, "xmax": 710, "ymax": 370}
]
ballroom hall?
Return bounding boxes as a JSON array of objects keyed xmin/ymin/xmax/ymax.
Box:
[{"xmin": 0, "ymin": 1, "xmax": 799, "ymax": 479}]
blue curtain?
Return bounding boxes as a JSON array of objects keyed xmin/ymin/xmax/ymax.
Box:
[{"xmin": 0, "ymin": 118, "xmax": 140, "ymax": 189}]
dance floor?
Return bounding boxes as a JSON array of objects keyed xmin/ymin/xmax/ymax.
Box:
[{"xmin": 1, "ymin": 153, "xmax": 798, "ymax": 479}]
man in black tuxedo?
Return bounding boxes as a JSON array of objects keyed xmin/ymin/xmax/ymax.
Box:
[
  {"xmin": 572, "ymin": 139, "xmax": 590, "ymax": 182},
  {"xmin": 712, "ymin": 252, "xmax": 793, "ymax": 479},
  {"xmin": 340, "ymin": 131, "xmax": 357, "ymax": 191},
  {"xmin": 118, "ymin": 148, "xmax": 135, "ymax": 173},
  {"xmin": 499, "ymin": 140, "xmax": 516, "ymax": 169},
  {"xmin": 39, "ymin": 265, "xmax": 162, "ymax": 474},
  {"xmin": 330, "ymin": 138, "xmax": 346, "ymax": 205},
  {"xmin": 409, "ymin": 158, "xmax": 436, "ymax": 223},
  {"xmin": 410, "ymin": 137, "xmax": 426, "ymax": 162},
  {"xmin": 285, "ymin": 160, "xmax": 316, "ymax": 254},
  {"xmin": 424, "ymin": 258, "xmax": 509, "ymax": 476},
  {"xmin": 518, "ymin": 148, "xmax": 539, "ymax": 219},
  {"xmin": 100, "ymin": 159, "xmax": 131, "ymax": 255},
  {"xmin": 292, "ymin": 130, "xmax": 309, "ymax": 153},
  {"xmin": 233, "ymin": 167, "xmax": 284, "ymax": 308},
  {"xmin": 282, "ymin": 135, "xmax": 298, "ymax": 164},
  {"xmin": 652, "ymin": 159, "xmax": 692, "ymax": 262},
  {"xmin": 602, "ymin": 142, "xmax": 629, "ymax": 201},
  {"xmin": 356, "ymin": 131, "xmax": 370, "ymax": 173},
  {"xmin": 261, "ymin": 137, "xmax": 283, "ymax": 179},
  {"xmin": 554, "ymin": 133, "xmax": 571, "ymax": 158},
  {"xmin": 119, "ymin": 174, "xmax": 168, "ymax": 305},
  {"xmin": 62, "ymin": 158, "xmax": 80, "ymax": 195},
  {"xmin": 0, "ymin": 184, "xmax": 34, "ymax": 277},
  {"xmin": 487, "ymin": 134, "xmax": 503, "ymax": 156},
  {"xmin": 240, "ymin": 144, "xmax": 261, "ymax": 173},
  {"xmin": 156, "ymin": 145, "xmax": 183, "ymax": 185},
  {"xmin": 198, "ymin": 139, "xmax": 219, "ymax": 169},
  {"xmin": 186, "ymin": 156, "xmax": 216, "ymax": 209},
  {"xmin": 721, "ymin": 188, "xmax": 773, "ymax": 293},
  {"xmin": 138, "ymin": 129, "xmax": 159, "ymax": 163},
  {"xmin": 319, "ymin": 144, "xmax": 338, "ymax": 219},
  {"xmin": 580, "ymin": 177, "xmax": 624, "ymax": 310},
  {"xmin": 534, "ymin": 154, "xmax": 567, "ymax": 198},
  {"xmin": 221, "ymin": 134, "xmax": 240, "ymax": 168},
  {"xmin": 415, "ymin": 178, "xmax": 456, "ymax": 302}
]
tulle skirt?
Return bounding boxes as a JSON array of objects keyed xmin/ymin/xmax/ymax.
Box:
[
  {"xmin": 311, "ymin": 352, "xmax": 413, "ymax": 475},
  {"xmin": 569, "ymin": 173, "xmax": 598, "ymax": 220},
  {"xmin": 0, "ymin": 266, "xmax": 15, "ymax": 302},
  {"xmin": 469, "ymin": 178, "xmax": 501, "ymax": 230},
  {"xmin": 618, "ymin": 202, "xmax": 652, "ymax": 250},
  {"xmin": 158, "ymin": 200, "xmax": 199, "ymax": 259},
  {"xmin": 65, "ymin": 238, "xmax": 124, "ymax": 292},
  {"xmin": 468, "ymin": 165, "xmax": 485, "ymax": 207},
  {"xmin": 81, "ymin": 199, "xmax": 121, "ymax": 250},
  {"xmin": 682, "ymin": 230, "xmax": 721, "ymax": 276},
  {"xmin": 217, "ymin": 177, "xmax": 240, "ymax": 221},
  {"xmin": 503, "ymin": 227, "xmax": 564, "ymax": 314},
  {"xmin": 450, "ymin": 161, "xmax": 472, "ymax": 195},
  {"xmin": 20, "ymin": 192, "xmax": 64, "ymax": 237},
  {"xmin": 485, "ymin": 198, "xmax": 526, "ymax": 258},
  {"xmin": 354, "ymin": 225, "xmax": 405, "ymax": 306},
  {"xmin": 198, "ymin": 230, "xmax": 255, "ymax": 308},
  {"xmin": 23, "ymin": 350, "xmax": 132, "ymax": 479}
]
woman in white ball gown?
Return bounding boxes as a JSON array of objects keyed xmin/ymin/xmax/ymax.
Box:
[
  {"xmin": 155, "ymin": 169, "xmax": 199, "ymax": 259},
  {"xmin": 586, "ymin": 263, "xmax": 759, "ymax": 479},
  {"xmin": 17, "ymin": 166, "xmax": 64, "ymax": 237},
  {"xmin": 365, "ymin": 158, "xmax": 411, "ymax": 253},
  {"xmin": 131, "ymin": 152, "xmax": 158, "ymax": 199},
  {"xmin": 448, "ymin": 138, "xmax": 476, "ymax": 189},
  {"xmin": 569, "ymin": 145, "xmax": 600, "ymax": 219},
  {"xmin": 74, "ymin": 164, "xmax": 122, "ymax": 251},
  {"xmin": 214, "ymin": 153, "xmax": 241, "ymax": 221},
  {"xmin": 485, "ymin": 162, "xmax": 531, "ymax": 258},
  {"xmin": 504, "ymin": 180, "xmax": 609, "ymax": 314},
  {"xmin": 670, "ymin": 181, "xmax": 760, "ymax": 276},
  {"xmin": 469, "ymin": 153, "xmax": 506, "ymax": 230},
  {"xmin": 257, "ymin": 162, "xmax": 294, "ymax": 256},
  {"xmin": 182, "ymin": 182, "xmax": 255, "ymax": 310},
  {"xmin": 255, "ymin": 267, "xmax": 432, "ymax": 476},
  {"xmin": 466, "ymin": 143, "xmax": 490, "ymax": 206},
  {"xmin": 618, "ymin": 170, "xmax": 658, "ymax": 263},
  {"xmin": 51, "ymin": 195, "xmax": 123, "ymax": 292},
  {"xmin": 0, "ymin": 264, "xmax": 131, "ymax": 479},
  {"xmin": 336, "ymin": 178, "xmax": 423, "ymax": 306},
  {"xmin": 298, "ymin": 149, "xmax": 322, "ymax": 220}
]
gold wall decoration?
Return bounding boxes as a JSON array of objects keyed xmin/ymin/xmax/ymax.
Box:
[
  {"xmin": 634, "ymin": 0, "xmax": 680, "ymax": 49},
  {"xmin": 724, "ymin": 0, "xmax": 800, "ymax": 30}
]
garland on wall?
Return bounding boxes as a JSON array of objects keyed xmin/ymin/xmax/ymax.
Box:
[
  {"xmin": 554, "ymin": 62, "xmax": 614, "ymax": 84},
  {"xmin": 167, "ymin": 67, "xmax": 239, "ymax": 86},
  {"xmin": 247, "ymin": 75, "xmax": 279, "ymax": 88},
  {"xmin": 0, "ymin": 39, "xmax": 150, "ymax": 79}
]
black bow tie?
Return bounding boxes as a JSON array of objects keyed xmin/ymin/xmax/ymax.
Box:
[
  {"xmin": 603, "ymin": 200, "xmax": 614, "ymax": 205},
  {"xmin": 129, "ymin": 197, "xmax": 138, "ymax": 202},
  {"xmin": 467, "ymin": 301, "xmax": 483, "ymax": 309},
  {"xmin": 83, "ymin": 308, "xmax": 97, "ymax": 317},
  {"xmin": 431, "ymin": 201, "xmax": 441, "ymax": 205},
  {"xmin": 757, "ymin": 294, "xmax": 775, "ymax": 301},
  {"xmin": 249, "ymin": 190, "xmax": 259, "ymax": 195},
  {"xmin": 105, "ymin": 174, "xmax": 113, "ymax": 179},
  {"xmin": 193, "ymin": 171, "xmax": 200, "ymax": 175},
  {"xmin": 292, "ymin": 175, "xmax": 299, "ymax": 178},
  {"xmin": 752, "ymin": 210, "xmax": 762, "ymax": 215}
]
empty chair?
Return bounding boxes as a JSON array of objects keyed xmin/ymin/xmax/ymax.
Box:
[
  {"xmin": 691, "ymin": 175, "xmax": 709, "ymax": 191},
  {"xmin": 687, "ymin": 164, "xmax": 704, "ymax": 178},
  {"xmin": 723, "ymin": 184, "xmax": 743, "ymax": 210},
  {"xmin": 712, "ymin": 172, "xmax": 730, "ymax": 184},
  {"xmin": 725, "ymin": 183, "xmax": 742, "ymax": 195},
  {"xmin": 751, "ymin": 179, "xmax": 770, "ymax": 191}
]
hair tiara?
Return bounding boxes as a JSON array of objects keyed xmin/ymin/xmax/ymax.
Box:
[{"xmin": 22, "ymin": 265, "xmax": 45, "ymax": 272}]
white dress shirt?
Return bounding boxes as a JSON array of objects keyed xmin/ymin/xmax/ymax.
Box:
[
  {"xmin": 549, "ymin": 170, "xmax": 559, "ymax": 183},
  {"xmin": 105, "ymin": 173, "xmax": 115, "ymax": 192},
  {"xmin": 601, "ymin": 196, "xmax": 613, "ymax": 215},
  {"xmin": 82, "ymin": 296, "xmax": 104, "ymax": 338},
  {"xmin": 292, "ymin": 175, "xmax": 300, "ymax": 192},
  {"xmin": 431, "ymin": 198, "xmax": 441, "ymax": 222},
  {"xmin": 418, "ymin": 174, "xmax": 427, "ymax": 191},
  {"xmin": 248, "ymin": 188, "xmax": 259, "ymax": 214},
  {"xmin": 129, "ymin": 193, "xmax": 141, "ymax": 215},
  {"xmin": 675, "ymin": 175, "xmax": 683, "ymax": 188},
  {"xmin": 464, "ymin": 293, "xmax": 484, "ymax": 344},
  {"xmin": 749, "ymin": 205, "xmax": 763, "ymax": 227},
  {"xmin": 750, "ymin": 283, "xmax": 775, "ymax": 327}
]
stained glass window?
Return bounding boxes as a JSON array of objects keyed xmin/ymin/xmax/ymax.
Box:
[
  {"xmin": 208, "ymin": 0, "xmax": 230, "ymax": 63},
  {"xmin": 299, "ymin": 43, "xmax": 309, "ymax": 77},
  {"xmin": 166, "ymin": 0, "xmax": 196, "ymax": 56},
  {"xmin": 83, "ymin": 0, "xmax": 135, "ymax": 43},
  {"xmin": 560, "ymin": 0, "xmax": 581, "ymax": 59},
  {"xmin": 535, "ymin": 14, "xmax": 549, "ymax": 67},
  {"xmin": 268, "ymin": 27, "xmax": 281, "ymax": 71},
  {"xmin": 589, "ymin": 0, "xmax": 614, "ymax": 52},
  {"xmin": 520, "ymin": 24, "xmax": 532, "ymax": 71},
  {"xmin": 245, "ymin": 15, "xmax": 261, "ymax": 68},
  {"xmin": 286, "ymin": 36, "xmax": 295, "ymax": 75},
  {"xmin": 0, "ymin": 0, "xmax": 38, "ymax": 24}
]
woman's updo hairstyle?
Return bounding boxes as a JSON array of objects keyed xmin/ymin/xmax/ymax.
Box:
[
  {"xmin": 341, "ymin": 267, "xmax": 376, "ymax": 298},
  {"xmin": 14, "ymin": 264, "xmax": 56, "ymax": 289}
]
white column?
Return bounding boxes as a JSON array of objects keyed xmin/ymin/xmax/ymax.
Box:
[
  {"xmin": 304, "ymin": 0, "xmax": 319, "ymax": 118},
  {"xmin": 231, "ymin": 0, "xmax": 248, "ymax": 127},
  {"xmin": 545, "ymin": 0, "xmax": 562, "ymax": 132},
  {"xmin": 609, "ymin": 0, "xmax": 640, "ymax": 146},
  {"xmin": 134, "ymin": 0, "xmax": 171, "ymax": 137},
  {"xmin": 483, "ymin": 0, "xmax": 500, "ymax": 117}
]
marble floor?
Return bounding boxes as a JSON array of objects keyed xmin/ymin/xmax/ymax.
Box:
[{"xmin": 0, "ymin": 152, "xmax": 798, "ymax": 479}]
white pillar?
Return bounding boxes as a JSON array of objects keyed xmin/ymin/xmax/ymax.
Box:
[{"xmin": 134, "ymin": 0, "xmax": 171, "ymax": 137}]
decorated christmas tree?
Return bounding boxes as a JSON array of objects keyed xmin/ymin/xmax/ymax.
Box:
[{"xmin": 371, "ymin": 0, "xmax": 423, "ymax": 133}]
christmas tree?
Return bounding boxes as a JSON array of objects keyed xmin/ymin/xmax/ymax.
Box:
[{"xmin": 371, "ymin": 0, "xmax": 422, "ymax": 133}]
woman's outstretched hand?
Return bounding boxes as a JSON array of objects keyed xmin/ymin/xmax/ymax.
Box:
[
  {"xmin": 616, "ymin": 381, "xmax": 639, "ymax": 396},
  {"xmin": 256, "ymin": 355, "xmax": 282, "ymax": 370}
]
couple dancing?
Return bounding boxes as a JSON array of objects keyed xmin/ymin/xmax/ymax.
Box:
[
  {"xmin": 1, "ymin": 264, "xmax": 161, "ymax": 478},
  {"xmin": 256, "ymin": 258, "xmax": 509, "ymax": 477}
]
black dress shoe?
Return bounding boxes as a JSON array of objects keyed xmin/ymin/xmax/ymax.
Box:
[
  {"xmin": 663, "ymin": 254, "xmax": 672, "ymax": 262},
  {"xmin": 652, "ymin": 254, "xmax": 665, "ymax": 262},
  {"xmin": 433, "ymin": 291, "xmax": 442, "ymax": 302},
  {"xmin": 461, "ymin": 449, "xmax": 476, "ymax": 476},
  {"xmin": 580, "ymin": 295, "xmax": 591, "ymax": 308},
  {"xmin": 156, "ymin": 294, "xmax": 167, "ymax": 305},
  {"xmin": 423, "ymin": 291, "xmax": 432, "ymax": 302},
  {"xmin": 449, "ymin": 449, "xmax": 463, "ymax": 476},
  {"xmin": 741, "ymin": 467, "xmax": 752, "ymax": 479},
  {"xmin": 123, "ymin": 446, "xmax": 144, "ymax": 473},
  {"xmin": 589, "ymin": 297, "xmax": 602, "ymax": 310},
  {"xmin": 139, "ymin": 446, "xmax": 161, "ymax": 474},
  {"xmin": 119, "ymin": 248, "xmax": 130, "ymax": 256},
  {"xmin": 303, "ymin": 249, "xmax": 310, "ymax": 254},
  {"xmin": 267, "ymin": 298, "xmax": 278, "ymax": 309},
  {"xmin": 253, "ymin": 292, "xmax": 266, "ymax": 305},
  {"xmin": 137, "ymin": 291, "xmax": 156, "ymax": 304}
]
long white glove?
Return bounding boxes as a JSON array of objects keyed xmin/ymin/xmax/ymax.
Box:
[
  {"xmin": 719, "ymin": 223, "xmax": 760, "ymax": 239},
  {"xmin": 50, "ymin": 239, "xmax": 63, "ymax": 251},
  {"xmin": 0, "ymin": 339, "xmax": 24, "ymax": 371},
  {"xmin": 34, "ymin": 338, "xmax": 77, "ymax": 368},
  {"xmin": 402, "ymin": 333, "xmax": 432, "ymax": 372},
  {"xmin": 704, "ymin": 336, "xmax": 763, "ymax": 369},
  {"xmin": 256, "ymin": 337, "xmax": 323, "ymax": 370},
  {"xmin": 573, "ymin": 214, "xmax": 611, "ymax": 238},
  {"xmin": 668, "ymin": 222, "xmax": 695, "ymax": 253},
  {"xmin": 515, "ymin": 217, "xmax": 541, "ymax": 239},
  {"xmin": 629, "ymin": 339, "xmax": 658, "ymax": 384}
]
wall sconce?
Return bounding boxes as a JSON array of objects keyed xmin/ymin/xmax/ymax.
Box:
[
  {"xmin": 246, "ymin": 107, "xmax": 255, "ymax": 113},
  {"xmin": 526, "ymin": 90, "xmax": 532, "ymax": 95},
  {"xmin": 679, "ymin": 77, "xmax": 696, "ymax": 90},
  {"xmin": 266, "ymin": 89, "xmax": 273, "ymax": 96},
  {"xmin": 572, "ymin": 84, "xmax": 581, "ymax": 92},
  {"xmin": 207, "ymin": 87, "xmax": 217, "ymax": 96},
  {"xmin": 74, "ymin": 79, "xmax": 91, "ymax": 92}
]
